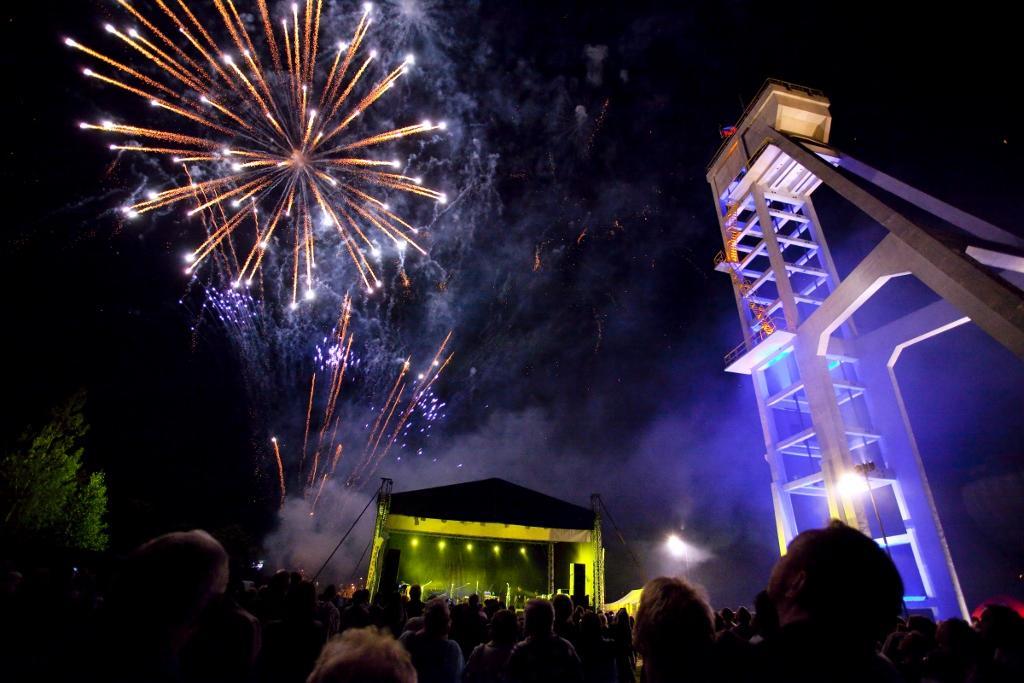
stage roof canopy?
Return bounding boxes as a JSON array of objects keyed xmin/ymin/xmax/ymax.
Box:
[{"xmin": 389, "ymin": 478, "xmax": 595, "ymax": 531}]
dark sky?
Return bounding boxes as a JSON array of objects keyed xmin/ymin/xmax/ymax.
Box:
[{"xmin": 3, "ymin": 1, "xmax": 1021, "ymax": 607}]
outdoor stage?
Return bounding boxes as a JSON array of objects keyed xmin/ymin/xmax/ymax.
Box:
[{"xmin": 365, "ymin": 478, "xmax": 605, "ymax": 608}]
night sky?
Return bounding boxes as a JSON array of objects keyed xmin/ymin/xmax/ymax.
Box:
[{"xmin": 3, "ymin": 1, "xmax": 1021, "ymax": 607}]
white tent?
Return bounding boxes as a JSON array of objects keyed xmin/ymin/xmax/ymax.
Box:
[{"xmin": 604, "ymin": 588, "xmax": 643, "ymax": 615}]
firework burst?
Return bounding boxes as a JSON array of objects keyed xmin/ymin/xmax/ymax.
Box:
[
  {"xmin": 68, "ymin": 1, "xmax": 448, "ymax": 304},
  {"xmin": 270, "ymin": 294, "xmax": 453, "ymax": 513}
]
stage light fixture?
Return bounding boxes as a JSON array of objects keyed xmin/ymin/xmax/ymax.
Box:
[
  {"xmin": 438, "ymin": 540, "xmax": 446, "ymax": 550},
  {"xmin": 466, "ymin": 543, "xmax": 473, "ymax": 551}
]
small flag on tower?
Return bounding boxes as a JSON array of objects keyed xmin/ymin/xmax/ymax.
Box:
[{"xmin": 720, "ymin": 125, "xmax": 738, "ymax": 138}]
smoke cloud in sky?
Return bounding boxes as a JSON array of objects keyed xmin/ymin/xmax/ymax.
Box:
[
  {"xmin": 7, "ymin": 0, "xmax": 1020, "ymax": 610},
  {"xmin": 231, "ymin": 2, "xmax": 1024, "ymax": 606}
]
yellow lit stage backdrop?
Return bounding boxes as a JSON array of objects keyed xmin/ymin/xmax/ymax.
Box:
[{"xmin": 366, "ymin": 478, "xmax": 604, "ymax": 608}]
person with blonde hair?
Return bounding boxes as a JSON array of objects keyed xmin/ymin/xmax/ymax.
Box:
[{"xmin": 307, "ymin": 626, "xmax": 416, "ymax": 683}]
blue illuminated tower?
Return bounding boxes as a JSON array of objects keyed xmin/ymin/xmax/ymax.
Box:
[{"xmin": 707, "ymin": 81, "xmax": 1024, "ymax": 618}]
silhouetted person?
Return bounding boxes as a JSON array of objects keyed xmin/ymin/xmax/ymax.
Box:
[
  {"xmin": 506, "ymin": 598, "xmax": 583, "ymax": 683},
  {"xmin": 259, "ymin": 570, "xmax": 290, "ymax": 623},
  {"xmin": 633, "ymin": 576, "xmax": 714, "ymax": 683},
  {"xmin": 611, "ymin": 608, "xmax": 635, "ymax": 683},
  {"xmin": 454, "ymin": 593, "xmax": 488, "ymax": 657},
  {"xmin": 715, "ymin": 621, "xmax": 754, "ymax": 680},
  {"xmin": 464, "ymin": 608, "xmax": 518, "ymax": 683},
  {"xmin": 892, "ymin": 629, "xmax": 930, "ymax": 682},
  {"xmin": 307, "ymin": 627, "xmax": 416, "ymax": 683},
  {"xmin": 317, "ymin": 585, "xmax": 341, "ymax": 637},
  {"xmin": 749, "ymin": 590, "xmax": 779, "ymax": 644},
  {"xmin": 757, "ymin": 520, "xmax": 904, "ymax": 682},
  {"xmin": 551, "ymin": 594, "xmax": 578, "ymax": 647},
  {"xmin": 974, "ymin": 604, "xmax": 1024, "ymax": 682},
  {"xmin": 407, "ymin": 584, "xmax": 425, "ymax": 619},
  {"xmin": 909, "ymin": 615, "xmax": 937, "ymax": 647},
  {"xmin": 340, "ymin": 588, "xmax": 371, "ymax": 632},
  {"xmin": 922, "ymin": 617, "xmax": 978, "ymax": 683},
  {"xmin": 400, "ymin": 597, "xmax": 464, "ymax": 683},
  {"xmin": 180, "ymin": 578, "xmax": 262, "ymax": 683},
  {"xmin": 99, "ymin": 529, "xmax": 231, "ymax": 683},
  {"xmin": 719, "ymin": 607, "xmax": 735, "ymax": 632},
  {"xmin": 576, "ymin": 611, "xmax": 618, "ymax": 683},
  {"xmin": 732, "ymin": 606, "xmax": 753, "ymax": 641},
  {"xmin": 1, "ymin": 566, "xmax": 53, "ymax": 682},
  {"xmin": 376, "ymin": 589, "xmax": 408, "ymax": 638},
  {"xmin": 403, "ymin": 616, "xmax": 425, "ymax": 637},
  {"xmin": 259, "ymin": 580, "xmax": 326, "ymax": 682}
]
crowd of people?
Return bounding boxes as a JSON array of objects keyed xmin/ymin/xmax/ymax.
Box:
[{"xmin": 1, "ymin": 522, "xmax": 1022, "ymax": 682}]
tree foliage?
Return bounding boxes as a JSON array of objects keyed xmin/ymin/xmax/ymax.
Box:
[{"xmin": 0, "ymin": 392, "xmax": 109, "ymax": 551}]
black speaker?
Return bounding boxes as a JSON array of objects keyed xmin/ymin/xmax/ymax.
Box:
[
  {"xmin": 571, "ymin": 563, "xmax": 586, "ymax": 605},
  {"xmin": 378, "ymin": 548, "xmax": 401, "ymax": 596}
]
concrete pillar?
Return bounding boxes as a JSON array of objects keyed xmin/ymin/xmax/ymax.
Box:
[
  {"xmin": 752, "ymin": 368, "xmax": 799, "ymax": 549},
  {"xmin": 754, "ymin": 185, "xmax": 801, "ymax": 330},
  {"xmin": 791, "ymin": 341, "xmax": 869, "ymax": 532},
  {"xmin": 852, "ymin": 301, "xmax": 972, "ymax": 618},
  {"xmin": 772, "ymin": 133, "xmax": 1024, "ymax": 358}
]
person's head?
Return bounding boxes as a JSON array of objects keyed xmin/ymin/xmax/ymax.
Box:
[
  {"xmin": 423, "ymin": 597, "xmax": 450, "ymax": 638},
  {"xmin": 408, "ymin": 584, "xmax": 421, "ymax": 601},
  {"xmin": 613, "ymin": 607, "xmax": 632, "ymax": 639},
  {"xmin": 269, "ymin": 569, "xmax": 289, "ymax": 594},
  {"xmin": 490, "ymin": 609, "xmax": 518, "ymax": 645},
  {"xmin": 307, "ymin": 627, "xmax": 416, "ymax": 683},
  {"xmin": 767, "ymin": 521, "xmax": 903, "ymax": 646},
  {"xmin": 468, "ymin": 593, "xmax": 480, "ymax": 609},
  {"xmin": 634, "ymin": 577, "xmax": 714, "ymax": 676},
  {"xmin": 402, "ymin": 616, "xmax": 424, "ymax": 635},
  {"xmin": 907, "ymin": 615, "xmax": 936, "ymax": 643},
  {"xmin": 735, "ymin": 606, "xmax": 751, "ymax": 627},
  {"xmin": 935, "ymin": 617, "xmax": 975, "ymax": 658},
  {"xmin": 352, "ymin": 588, "xmax": 370, "ymax": 606},
  {"xmin": 1, "ymin": 570, "xmax": 23, "ymax": 597},
  {"xmin": 552, "ymin": 593, "xmax": 573, "ymax": 623},
  {"xmin": 580, "ymin": 611, "xmax": 603, "ymax": 641},
  {"xmin": 524, "ymin": 599, "xmax": 555, "ymax": 639},
  {"xmin": 110, "ymin": 530, "xmax": 229, "ymax": 649},
  {"xmin": 286, "ymin": 581, "xmax": 317, "ymax": 621},
  {"xmin": 322, "ymin": 584, "xmax": 338, "ymax": 602},
  {"xmin": 720, "ymin": 607, "xmax": 735, "ymax": 624},
  {"xmin": 752, "ymin": 590, "xmax": 779, "ymax": 639},
  {"xmin": 977, "ymin": 604, "xmax": 1024, "ymax": 650}
]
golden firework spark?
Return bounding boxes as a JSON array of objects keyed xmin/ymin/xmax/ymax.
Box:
[
  {"xmin": 69, "ymin": 1, "xmax": 447, "ymax": 304},
  {"xmin": 270, "ymin": 435, "xmax": 286, "ymax": 508},
  {"xmin": 261, "ymin": 292, "xmax": 451, "ymax": 513}
]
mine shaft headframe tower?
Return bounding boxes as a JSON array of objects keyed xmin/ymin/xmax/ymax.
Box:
[{"xmin": 707, "ymin": 79, "xmax": 1024, "ymax": 619}]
